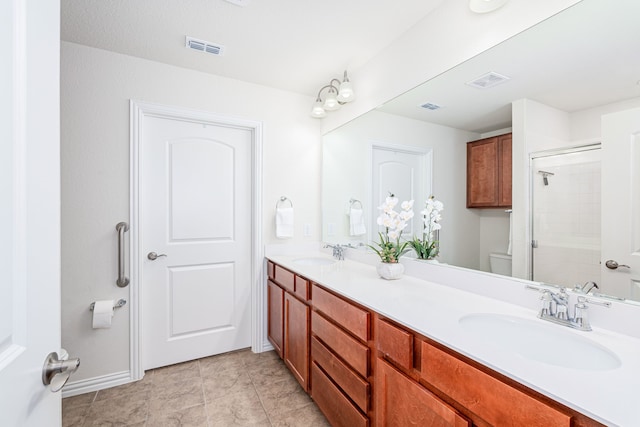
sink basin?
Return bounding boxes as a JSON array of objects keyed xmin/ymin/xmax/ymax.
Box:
[
  {"xmin": 293, "ymin": 257, "xmax": 336, "ymax": 266},
  {"xmin": 459, "ymin": 313, "xmax": 621, "ymax": 371}
]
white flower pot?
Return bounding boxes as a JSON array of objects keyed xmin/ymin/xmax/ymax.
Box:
[
  {"xmin": 377, "ymin": 262, "xmax": 404, "ymax": 280},
  {"xmin": 414, "ymin": 258, "xmax": 439, "ymax": 264}
]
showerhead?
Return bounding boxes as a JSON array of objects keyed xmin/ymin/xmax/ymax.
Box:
[{"xmin": 538, "ymin": 170, "xmax": 555, "ymax": 186}]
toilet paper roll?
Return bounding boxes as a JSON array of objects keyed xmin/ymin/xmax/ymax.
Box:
[{"xmin": 92, "ymin": 300, "xmax": 114, "ymax": 329}]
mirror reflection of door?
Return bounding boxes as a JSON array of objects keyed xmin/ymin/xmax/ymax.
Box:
[
  {"xmin": 530, "ymin": 146, "xmax": 601, "ymax": 289},
  {"xmin": 371, "ymin": 144, "xmax": 432, "ymax": 243},
  {"xmin": 602, "ymin": 108, "xmax": 640, "ymax": 301}
]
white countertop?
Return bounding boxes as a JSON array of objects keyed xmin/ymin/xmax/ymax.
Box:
[{"xmin": 266, "ymin": 252, "xmax": 640, "ymax": 427}]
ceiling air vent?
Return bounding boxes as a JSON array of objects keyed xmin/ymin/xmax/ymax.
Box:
[
  {"xmin": 185, "ymin": 36, "xmax": 224, "ymax": 56},
  {"xmin": 420, "ymin": 102, "xmax": 442, "ymax": 111},
  {"xmin": 466, "ymin": 72, "xmax": 510, "ymax": 89}
]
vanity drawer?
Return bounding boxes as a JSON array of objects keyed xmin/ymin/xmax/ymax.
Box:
[
  {"xmin": 311, "ymin": 336, "xmax": 369, "ymax": 413},
  {"xmin": 294, "ymin": 275, "xmax": 310, "ymax": 301},
  {"xmin": 267, "ymin": 261, "xmax": 275, "ymax": 280},
  {"xmin": 312, "ymin": 311, "xmax": 369, "ymax": 377},
  {"xmin": 377, "ymin": 318, "xmax": 413, "ymax": 371},
  {"xmin": 311, "ymin": 362, "xmax": 369, "ymax": 427},
  {"xmin": 420, "ymin": 341, "xmax": 571, "ymax": 427},
  {"xmin": 312, "ymin": 284, "xmax": 369, "ymax": 342},
  {"xmin": 274, "ymin": 265, "xmax": 295, "ymax": 293}
]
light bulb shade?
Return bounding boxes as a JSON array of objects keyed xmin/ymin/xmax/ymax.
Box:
[
  {"xmin": 337, "ymin": 81, "xmax": 355, "ymax": 103},
  {"xmin": 323, "ymin": 91, "xmax": 340, "ymax": 111},
  {"xmin": 310, "ymin": 101, "xmax": 326, "ymax": 118}
]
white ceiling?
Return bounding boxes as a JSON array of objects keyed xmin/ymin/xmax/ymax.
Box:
[
  {"xmin": 61, "ymin": 0, "xmax": 445, "ymax": 97},
  {"xmin": 378, "ymin": 0, "xmax": 640, "ymax": 133}
]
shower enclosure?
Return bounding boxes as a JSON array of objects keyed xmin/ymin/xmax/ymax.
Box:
[{"xmin": 530, "ymin": 146, "xmax": 601, "ymax": 288}]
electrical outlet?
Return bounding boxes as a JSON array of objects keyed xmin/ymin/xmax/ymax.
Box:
[{"xmin": 303, "ymin": 223, "xmax": 311, "ymax": 237}]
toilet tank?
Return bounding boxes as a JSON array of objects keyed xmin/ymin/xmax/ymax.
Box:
[{"xmin": 489, "ymin": 252, "xmax": 512, "ymax": 276}]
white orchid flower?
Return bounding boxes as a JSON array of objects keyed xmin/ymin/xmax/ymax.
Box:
[
  {"xmin": 399, "ymin": 210, "xmax": 414, "ymax": 221},
  {"xmin": 382, "ymin": 216, "xmax": 394, "ymax": 228}
]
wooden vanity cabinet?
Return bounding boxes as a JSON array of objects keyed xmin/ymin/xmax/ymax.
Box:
[
  {"xmin": 267, "ymin": 261, "xmax": 310, "ymax": 391},
  {"xmin": 284, "ymin": 292, "xmax": 309, "ymax": 390},
  {"xmin": 375, "ymin": 316, "xmax": 470, "ymax": 427},
  {"xmin": 267, "ymin": 279, "xmax": 283, "ymax": 357},
  {"xmin": 376, "ymin": 359, "xmax": 471, "ymax": 427},
  {"xmin": 420, "ymin": 340, "xmax": 571, "ymax": 427},
  {"xmin": 267, "ymin": 260, "xmax": 605, "ymax": 427},
  {"xmin": 376, "ymin": 315, "xmax": 604, "ymax": 427},
  {"xmin": 467, "ymin": 133, "xmax": 512, "ymax": 208},
  {"xmin": 311, "ymin": 283, "xmax": 371, "ymax": 427}
]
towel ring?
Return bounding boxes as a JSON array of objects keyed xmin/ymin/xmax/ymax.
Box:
[
  {"xmin": 276, "ymin": 196, "xmax": 293, "ymax": 209},
  {"xmin": 349, "ymin": 198, "xmax": 363, "ymax": 209}
]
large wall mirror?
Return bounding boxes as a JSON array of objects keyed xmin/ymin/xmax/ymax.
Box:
[{"xmin": 322, "ymin": 0, "xmax": 640, "ymax": 302}]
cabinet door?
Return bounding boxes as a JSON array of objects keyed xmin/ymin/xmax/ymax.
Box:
[
  {"xmin": 267, "ymin": 280, "xmax": 284, "ymax": 358},
  {"xmin": 498, "ymin": 133, "xmax": 512, "ymax": 207},
  {"xmin": 467, "ymin": 134, "xmax": 513, "ymax": 208},
  {"xmin": 376, "ymin": 359, "xmax": 470, "ymax": 427},
  {"xmin": 467, "ymin": 137, "xmax": 500, "ymax": 207},
  {"xmin": 284, "ymin": 292, "xmax": 310, "ymax": 391},
  {"xmin": 421, "ymin": 341, "xmax": 571, "ymax": 426}
]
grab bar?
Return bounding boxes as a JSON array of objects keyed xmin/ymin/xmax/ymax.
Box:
[{"xmin": 115, "ymin": 222, "xmax": 129, "ymax": 288}]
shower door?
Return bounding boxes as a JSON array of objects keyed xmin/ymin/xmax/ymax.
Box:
[{"xmin": 530, "ymin": 147, "xmax": 601, "ymax": 288}]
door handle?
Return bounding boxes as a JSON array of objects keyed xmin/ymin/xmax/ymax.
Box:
[
  {"xmin": 605, "ymin": 259, "xmax": 630, "ymax": 270},
  {"xmin": 148, "ymin": 252, "xmax": 167, "ymax": 261},
  {"xmin": 42, "ymin": 351, "xmax": 80, "ymax": 392}
]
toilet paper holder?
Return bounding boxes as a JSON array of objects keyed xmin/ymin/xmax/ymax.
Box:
[{"xmin": 89, "ymin": 299, "xmax": 127, "ymax": 311}]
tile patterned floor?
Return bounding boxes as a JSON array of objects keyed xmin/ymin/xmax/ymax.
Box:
[{"xmin": 62, "ymin": 349, "xmax": 330, "ymax": 427}]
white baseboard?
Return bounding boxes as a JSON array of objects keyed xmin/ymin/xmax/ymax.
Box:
[
  {"xmin": 62, "ymin": 370, "xmax": 134, "ymax": 398},
  {"xmin": 260, "ymin": 340, "xmax": 274, "ymax": 353}
]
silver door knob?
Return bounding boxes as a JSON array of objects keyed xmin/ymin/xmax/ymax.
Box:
[
  {"xmin": 42, "ymin": 352, "xmax": 80, "ymax": 392},
  {"xmin": 605, "ymin": 259, "xmax": 630, "ymax": 270},
  {"xmin": 147, "ymin": 252, "xmax": 167, "ymax": 261}
]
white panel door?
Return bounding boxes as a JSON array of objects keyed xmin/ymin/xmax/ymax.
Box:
[
  {"xmin": 0, "ymin": 0, "xmax": 63, "ymax": 424},
  {"xmin": 601, "ymin": 108, "xmax": 640, "ymax": 300},
  {"xmin": 142, "ymin": 115, "xmax": 252, "ymax": 370},
  {"xmin": 371, "ymin": 146, "xmax": 431, "ymax": 240}
]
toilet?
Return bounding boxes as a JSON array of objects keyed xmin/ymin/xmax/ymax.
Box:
[{"xmin": 489, "ymin": 252, "xmax": 512, "ymax": 276}]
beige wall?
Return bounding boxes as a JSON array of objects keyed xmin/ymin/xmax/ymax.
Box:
[{"xmin": 61, "ymin": 41, "xmax": 322, "ymax": 385}]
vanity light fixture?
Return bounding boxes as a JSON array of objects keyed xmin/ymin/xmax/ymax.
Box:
[
  {"xmin": 469, "ymin": 0, "xmax": 509, "ymax": 14},
  {"xmin": 310, "ymin": 71, "xmax": 355, "ymax": 118}
]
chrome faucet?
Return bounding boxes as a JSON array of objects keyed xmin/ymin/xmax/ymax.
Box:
[
  {"xmin": 526, "ymin": 285, "xmax": 611, "ymax": 331},
  {"xmin": 324, "ymin": 244, "xmax": 345, "ymax": 260}
]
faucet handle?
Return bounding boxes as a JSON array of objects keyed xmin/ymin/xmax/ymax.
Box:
[
  {"xmin": 574, "ymin": 297, "xmax": 590, "ymax": 329},
  {"xmin": 539, "ymin": 290, "xmax": 553, "ymax": 316},
  {"xmin": 574, "ymin": 297, "xmax": 611, "ymax": 331}
]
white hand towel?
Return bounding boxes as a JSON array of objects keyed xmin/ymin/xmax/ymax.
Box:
[
  {"xmin": 276, "ymin": 207, "xmax": 294, "ymax": 238},
  {"xmin": 349, "ymin": 208, "xmax": 366, "ymax": 236}
]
